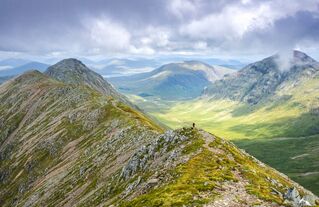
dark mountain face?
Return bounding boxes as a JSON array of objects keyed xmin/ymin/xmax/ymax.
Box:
[{"xmin": 203, "ymin": 50, "xmax": 319, "ymax": 104}]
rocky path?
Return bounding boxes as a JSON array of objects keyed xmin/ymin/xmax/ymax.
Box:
[{"xmin": 199, "ymin": 130, "xmax": 282, "ymax": 207}]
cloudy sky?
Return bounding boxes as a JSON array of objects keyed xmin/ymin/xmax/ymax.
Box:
[{"xmin": 0, "ymin": 0, "xmax": 319, "ymax": 62}]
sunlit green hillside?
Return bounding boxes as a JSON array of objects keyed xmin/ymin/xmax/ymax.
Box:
[
  {"xmin": 132, "ymin": 76, "xmax": 319, "ymax": 139},
  {"xmin": 127, "ymin": 76, "xmax": 319, "ymax": 195}
]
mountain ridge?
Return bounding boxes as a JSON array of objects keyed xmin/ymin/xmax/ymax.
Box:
[{"xmin": 0, "ymin": 58, "xmax": 318, "ymax": 206}]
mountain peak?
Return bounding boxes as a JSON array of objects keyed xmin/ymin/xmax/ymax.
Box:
[
  {"xmin": 45, "ymin": 58, "xmax": 135, "ymax": 107},
  {"xmin": 45, "ymin": 58, "xmax": 120, "ymax": 97},
  {"xmin": 45, "ymin": 58, "xmax": 102, "ymax": 83},
  {"xmin": 45, "ymin": 58, "xmax": 89, "ymax": 74},
  {"xmin": 292, "ymin": 50, "xmax": 316, "ymax": 63},
  {"xmin": 57, "ymin": 58, "xmax": 84, "ymax": 65},
  {"xmin": 183, "ymin": 60, "xmax": 210, "ymax": 66},
  {"xmin": 271, "ymin": 50, "xmax": 317, "ymax": 68}
]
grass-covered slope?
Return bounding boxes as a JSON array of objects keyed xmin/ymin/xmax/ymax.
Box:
[
  {"xmin": 136, "ymin": 73, "xmax": 319, "ymax": 195},
  {"xmin": 147, "ymin": 67, "xmax": 319, "ymax": 138},
  {"xmin": 0, "ymin": 70, "xmax": 162, "ymax": 206},
  {"xmin": 119, "ymin": 128, "xmax": 318, "ymax": 206},
  {"xmin": 1, "ymin": 69, "xmax": 318, "ymax": 206}
]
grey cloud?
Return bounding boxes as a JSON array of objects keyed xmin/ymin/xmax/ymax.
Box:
[{"xmin": 0, "ymin": 0, "xmax": 318, "ymax": 60}]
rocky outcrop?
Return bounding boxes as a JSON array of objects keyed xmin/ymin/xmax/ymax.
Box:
[
  {"xmin": 120, "ymin": 129, "xmax": 189, "ymax": 180},
  {"xmin": 284, "ymin": 187, "xmax": 318, "ymax": 207}
]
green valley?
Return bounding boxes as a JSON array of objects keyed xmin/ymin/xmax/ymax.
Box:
[
  {"xmin": 128, "ymin": 94, "xmax": 319, "ymax": 196},
  {"xmin": 122, "ymin": 51, "xmax": 319, "ymax": 196}
]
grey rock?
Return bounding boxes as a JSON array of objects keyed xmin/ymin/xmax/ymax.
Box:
[
  {"xmin": 147, "ymin": 178, "xmax": 159, "ymax": 187},
  {"xmin": 284, "ymin": 187, "xmax": 317, "ymax": 207},
  {"xmin": 284, "ymin": 187, "xmax": 301, "ymax": 206},
  {"xmin": 120, "ymin": 129, "xmax": 189, "ymax": 180}
]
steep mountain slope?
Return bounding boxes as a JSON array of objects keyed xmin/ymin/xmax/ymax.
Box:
[
  {"xmin": 203, "ymin": 50, "xmax": 319, "ymax": 104},
  {"xmin": 0, "ymin": 59, "xmax": 317, "ymax": 206},
  {"xmin": 109, "ymin": 61, "xmax": 234, "ymax": 100},
  {"xmin": 0, "ymin": 69, "xmax": 162, "ymax": 207}
]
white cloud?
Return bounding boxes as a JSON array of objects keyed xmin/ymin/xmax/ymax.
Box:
[
  {"xmin": 139, "ymin": 27, "xmax": 171, "ymax": 48},
  {"xmin": 168, "ymin": 0, "xmax": 197, "ymax": 19},
  {"xmin": 180, "ymin": 0, "xmax": 318, "ymax": 42},
  {"xmin": 129, "ymin": 45, "xmax": 155, "ymax": 55},
  {"xmin": 82, "ymin": 19, "xmax": 171, "ymax": 56},
  {"xmin": 193, "ymin": 41, "xmax": 208, "ymax": 50},
  {"xmin": 1, "ymin": 0, "xmax": 318, "ymax": 60},
  {"xmin": 180, "ymin": 4, "xmax": 275, "ymax": 41},
  {"xmin": 84, "ymin": 17, "xmax": 131, "ymax": 52}
]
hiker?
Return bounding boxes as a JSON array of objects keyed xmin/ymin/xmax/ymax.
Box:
[{"xmin": 192, "ymin": 123, "xmax": 195, "ymax": 129}]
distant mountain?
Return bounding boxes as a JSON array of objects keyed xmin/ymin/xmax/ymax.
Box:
[
  {"xmin": 109, "ymin": 61, "xmax": 235, "ymax": 100},
  {"xmin": 92, "ymin": 58, "xmax": 160, "ymax": 77},
  {"xmin": 203, "ymin": 50, "xmax": 319, "ymax": 104},
  {"xmin": 91, "ymin": 57, "xmax": 243, "ymax": 77},
  {"xmin": 0, "ymin": 64, "xmax": 317, "ymax": 206},
  {"xmin": 0, "ymin": 58, "xmax": 30, "ymax": 68},
  {"xmin": 155, "ymin": 56, "xmax": 246, "ymax": 70},
  {"xmin": 219, "ymin": 64, "xmax": 245, "ymax": 70},
  {"xmin": 0, "ymin": 76, "xmax": 12, "ymax": 84},
  {"xmin": 180, "ymin": 61, "xmax": 235, "ymax": 82},
  {"xmin": 204, "ymin": 58, "xmax": 246, "ymax": 70},
  {"xmin": 0, "ymin": 61, "xmax": 49, "ymax": 77}
]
